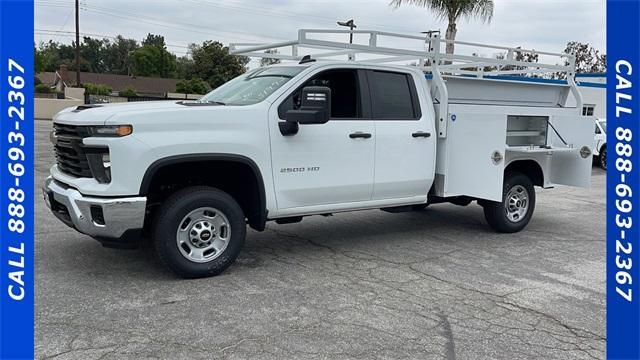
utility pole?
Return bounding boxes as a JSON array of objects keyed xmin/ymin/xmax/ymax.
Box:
[{"xmin": 75, "ymin": 0, "xmax": 80, "ymax": 86}]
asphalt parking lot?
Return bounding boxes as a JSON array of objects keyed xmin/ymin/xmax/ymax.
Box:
[{"xmin": 35, "ymin": 119, "xmax": 605, "ymax": 360}]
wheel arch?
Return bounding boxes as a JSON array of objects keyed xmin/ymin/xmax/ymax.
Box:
[
  {"xmin": 140, "ymin": 154, "xmax": 267, "ymax": 231},
  {"xmin": 505, "ymin": 159, "xmax": 544, "ymax": 187}
]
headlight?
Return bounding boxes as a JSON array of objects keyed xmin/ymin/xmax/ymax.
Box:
[{"xmin": 88, "ymin": 125, "xmax": 133, "ymax": 137}]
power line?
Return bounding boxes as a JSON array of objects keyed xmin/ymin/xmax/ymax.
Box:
[
  {"xmin": 36, "ymin": 1, "xmax": 284, "ymax": 42},
  {"xmin": 34, "ymin": 31, "xmax": 190, "ymax": 56},
  {"xmin": 52, "ymin": 7, "xmax": 74, "ymax": 42},
  {"xmin": 35, "ymin": 29, "xmax": 190, "ymax": 49},
  {"xmin": 36, "ymin": 0, "xmax": 428, "ymax": 42},
  {"xmin": 187, "ymin": 0, "xmax": 425, "ymax": 35}
]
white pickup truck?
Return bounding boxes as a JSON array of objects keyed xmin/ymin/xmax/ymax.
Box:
[{"xmin": 44, "ymin": 29, "xmax": 594, "ymax": 278}]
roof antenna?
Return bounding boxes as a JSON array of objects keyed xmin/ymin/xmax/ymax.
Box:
[{"xmin": 299, "ymin": 55, "xmax": 316, "ymax": 64}]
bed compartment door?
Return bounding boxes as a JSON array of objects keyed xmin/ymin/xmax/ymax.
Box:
[
  {"xmin": 547, "ymin": 115, "xmax": 594, "ymax": 188},
  {"xmin": 443, "ymin": 111, "xmax": 507, "ymax": 201}
]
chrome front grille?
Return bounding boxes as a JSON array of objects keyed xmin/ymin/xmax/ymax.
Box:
[{"xmin": 52, "ymin": 123, "xmax": 93, "ymax": 178}]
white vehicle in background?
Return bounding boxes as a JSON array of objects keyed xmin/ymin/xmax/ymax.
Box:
[
  {"xmin": 43, "ymin": 29, "xmax": 594, "ymax": 278},
  {"xmin": 593, "ymin": 118, "xmax": 607, "ymax": 170}
]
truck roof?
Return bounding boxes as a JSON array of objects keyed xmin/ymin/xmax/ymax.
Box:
[{"xmin": 232, "ymin": 29, "xmax": 584, "ymax": 137}]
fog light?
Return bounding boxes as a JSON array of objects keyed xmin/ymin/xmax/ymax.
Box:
[
  {"xmin": 86, "ymin": 151, "xmax": 112, "ymax": 184},
  {"xmin": 90, "ymin": 205, "xmax": 105, "ymax": 226}
]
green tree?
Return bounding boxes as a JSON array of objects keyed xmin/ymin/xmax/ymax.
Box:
[
  {"xmin": 260, "ymin": 49, "xmax": 281, "ymax": 67},
  {"xmin": 176, "ymin": 55, "xmax": 195, "ymax": 79},
  {"xmin": 189, "ymin": 41, "xmax": 249, "ymax": 88},
  {"xmin": 80, "ymin": 37, "xmax": 107, "ymax": 73},
  {"xmin": 82, "ymin": 82, "xmax": 112, "ymax": 95},
  {"xmin": 390, "ymin": 0, "xmax": 494, "ymax": 54},
  {"xmin": 130, "ymin": 33, "xmax": 176, "ymax": 78},
  {"xmin": 176, "ymin": 78, "xmax": 209, "ymax": 94},
  {"xmin": 35, "ymin": 40, "xmax": 90, "ymax": 74},
  {"xmin": 130, "ymin": 44, "xmax": 177, "ymax": 78},
  {"xmin": 103, "ymin": 36, "xmax": 139, "ymax": 75},
  {"xmin": 119, "ymin": 85, "xmax": 138, "ymax": 97},
  {"xmin": 563, "ymin": 41, "xmax": 606, "ymax": 74},
  {"xmin": 35, "ymin": 83, "xmax": 53, "ymax": 93},
  {"xmin": 142, "ymin": 33, "xmax": 166, "ymax": 48}
]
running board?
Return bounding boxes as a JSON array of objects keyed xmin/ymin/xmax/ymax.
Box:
[{"xmin": 381, "ymin": 205, "xmax": 414, "ymax": 213}]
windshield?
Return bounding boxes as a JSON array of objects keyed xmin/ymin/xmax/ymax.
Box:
[
  {"xmin": 599, "ymin": 121, "xmax": 606, "ymax": 133},
  {"xmin": 198, "ymin": 66, "xmax": 304, "ymax": 106}
]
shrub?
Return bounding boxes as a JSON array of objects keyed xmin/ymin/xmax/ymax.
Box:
[
  {"xmin": 35, "ymin": 83, "xmax": 52, "ymax": 93},
  {"xmin": 34, "ymin": 76, "xmax": 42, "ymax": 85},
  {"xmin": 82, "ymin": 82, "xmax": 112, "ymax": 95},
  {"xmin": 119, "ymin": 85, "xmax": 138, "ymax": 97},
  {"xmin": 176, "ymin": 78, "xmax": 208, "ymax": 95}
]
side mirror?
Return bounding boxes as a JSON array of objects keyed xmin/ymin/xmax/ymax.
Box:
[{"xmin": 286, "ymin": 86, "xmax": 331, "ymax": 125}]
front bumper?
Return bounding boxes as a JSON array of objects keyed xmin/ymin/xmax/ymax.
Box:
[{"xmin": 43, "ymin": 176, "xmax": 146, "ymax": 240}]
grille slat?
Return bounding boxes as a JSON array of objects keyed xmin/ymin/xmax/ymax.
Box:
[{"xmin": 53, "ymin": 123, "xmax": 93, "ymax": 178}]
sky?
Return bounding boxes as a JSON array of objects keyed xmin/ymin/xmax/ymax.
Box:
[{"xmin": 35, "ymin": 0, "xmax": 606, "ymax": 64}]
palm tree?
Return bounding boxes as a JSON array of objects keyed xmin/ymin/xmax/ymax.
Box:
[{"xmin": 390, "ymin": 0, "xmax": 494, "ymax": 55}]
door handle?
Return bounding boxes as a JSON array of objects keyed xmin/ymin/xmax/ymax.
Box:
[
  {"xmin": 349, "ymin": 132, "xmax": 372, "ymax": 139},
  {"xmin": 412, "ymin": 131, "xmax": 431, "ymax": 138}
]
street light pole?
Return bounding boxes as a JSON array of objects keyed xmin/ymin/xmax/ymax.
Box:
[
  {"xmin": 337, "ymin": 19, "xmax": 357, "ymax": 44},
  {"xmin": 75, "ymin": 0, "xmax": 80, "ymax": 86}
]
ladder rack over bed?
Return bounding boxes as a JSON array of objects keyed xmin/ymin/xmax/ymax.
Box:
[{"xmin": 230, "ymin": 29, "xmax": 583, "ymax": 138}]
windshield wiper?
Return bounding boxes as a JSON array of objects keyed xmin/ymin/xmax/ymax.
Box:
[
  {"xmin": 205, "ymin": 100, "xmax": 226, "ymax": 105},
  {"xmin": 248, "ymin": 74, "xmax": 292, "ymax": 79}
]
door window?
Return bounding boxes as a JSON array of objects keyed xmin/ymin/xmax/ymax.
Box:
[
  {"xmin": 279, "ymin": 69, "xmax": 362, "ymax": 119},
  {"xmin": 368, "ymin": 71, "xmax": 420, "ymax": 120}
]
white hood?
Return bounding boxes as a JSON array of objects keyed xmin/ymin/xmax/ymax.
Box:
[{"xmin": 53, "ymin": 101, "xmax": 188, "ymax": 125}]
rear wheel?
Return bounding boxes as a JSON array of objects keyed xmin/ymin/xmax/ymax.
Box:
[
  {"xmin": 153, "ymin": 186, "xmax": 246, "ymax": 278},
  {"xmin": 483, "ymin": 172, "xmax": 536, "ymax": 233},
  {"xmin": 599, "ymin": 146, "xmax": 607, "ymax": 170}
]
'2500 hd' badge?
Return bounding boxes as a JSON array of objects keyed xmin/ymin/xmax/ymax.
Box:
[{"xmin": 280, "ymin": 166, "xmax": 320, "ymax": 173}]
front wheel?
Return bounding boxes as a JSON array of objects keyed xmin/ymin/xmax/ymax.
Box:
[
  {"xmin": 483, "ymin": 172, "xmax": 536, "ymax": 233},
  {"xmin": 153, "ymin": 186, "xmax": 246, "ymax": 278}
]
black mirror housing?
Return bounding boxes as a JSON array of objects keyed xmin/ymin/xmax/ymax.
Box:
[{"xmin": 285, "ymin": 86, "xmax": 331, "ymax": 125}]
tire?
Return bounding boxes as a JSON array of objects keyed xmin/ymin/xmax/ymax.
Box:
[
  {"xmin": 153, "ymin": 186, "xmax": 246, "ymax": 278},
  {"xmin": 483, "ymin": 172, "xmax": 536, "ymax": 233},
  {"xmin": 599, "ymin": 146, "xmax": 607, "ymax": 170}
]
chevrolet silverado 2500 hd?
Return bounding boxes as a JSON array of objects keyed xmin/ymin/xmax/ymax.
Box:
[{"xmin": 44, "ymin": 30, "xmax": 594, "ymax": 278}]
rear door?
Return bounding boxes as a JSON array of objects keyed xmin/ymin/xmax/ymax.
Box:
[{"xmin": 368, "ymin": 70, "xmax": 435, "ymax": 200}]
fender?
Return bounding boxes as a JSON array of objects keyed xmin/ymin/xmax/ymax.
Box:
[{"xmin": 139, "ymin": 153, "xmax": 268, "ymax": 231}]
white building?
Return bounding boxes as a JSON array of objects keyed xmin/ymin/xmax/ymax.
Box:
[{"xmin": 568, "ymin": 73, "xmax": 606, "ymax": 119}]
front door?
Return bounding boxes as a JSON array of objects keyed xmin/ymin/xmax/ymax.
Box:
[{"xmin": 269, "ymin": 68, "xmax": 375, "ymax": 211}]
